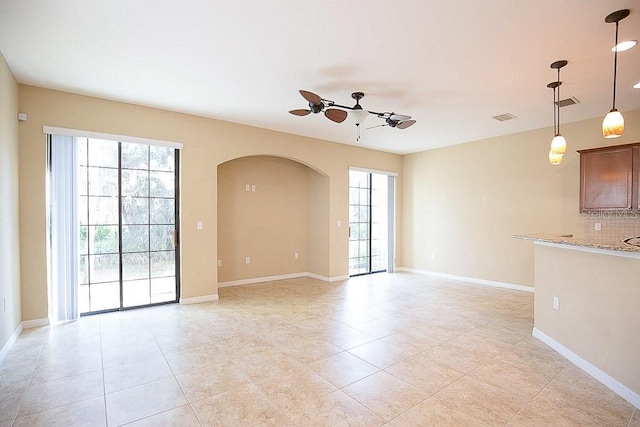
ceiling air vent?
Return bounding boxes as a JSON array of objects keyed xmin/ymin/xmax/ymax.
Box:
[
  {"xmin": 556, "ymin": 97, "xmax": 580, "ymax": 108},
  {"xmin": 492, "ymin": 113, "xmax": 517, "ymax": 122}
]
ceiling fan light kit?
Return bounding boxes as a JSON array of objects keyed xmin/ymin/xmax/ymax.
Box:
[{"xmin": 289, "ymin": 90, "xmax": 415, "ymax": 142}]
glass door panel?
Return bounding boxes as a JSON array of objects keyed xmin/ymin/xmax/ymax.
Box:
[
  {"xmin": 370, "ymin": 174, "xmax": 388, "ymax": 272},
  {"xmin": 121, "ymin": 142, "xmax": 177, "ymax": 308},
  {"xmin": 348, "ymin": 170, "xmax": 390, "ymax": 277},
  {"xmin": 78, "ymin": 138, "xmax": 121, "ymax": 313},
  {"xmin": 78, "ymin": 138, "xmax": 179, "ymax": 314},
  {"xmin": 349, "ymin": 170, "xmax": 371, "ymax": 276}
]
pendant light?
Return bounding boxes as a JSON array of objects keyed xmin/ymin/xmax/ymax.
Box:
[
  {"xmin": 602, "ymin": 9, "xmax": 630, "ymax": 138},
  {"xmin": 547, "ymin": 60, "xmax": 567, "ymax": 165}
]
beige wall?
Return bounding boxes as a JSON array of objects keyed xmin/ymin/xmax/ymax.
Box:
[
  {"xmin": 534, "ymin": 244, "xmax": 640, "ymax": 395},
  {"xmin": 400, "ymin": 109, "xmax": 640, "ymax": 287},
  {"xmin": 308, "ymin": 169, "xmax": 330, "ymax": 277},
  {"xmin": 18, "ymin": 85, "xmax": 402, "ymax": 321},
  {"xmin": 218, "ymin": 156, "xmax": 319, "ymax": 281},
  {"xmin": 0, "ymin": 52, "xmax": 21, "ymax": 352}
]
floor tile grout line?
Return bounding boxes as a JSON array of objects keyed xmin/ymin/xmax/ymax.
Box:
[
  {"xmin": 99, "ymin": 319, "xmax": 109, "ymax": 427},
  {"xmin": 10, "ymin": 325, "xmax": 50, "ymax": 426},
  {"xmin": 164, "ymin": 343, "xmax": 204, "ymax": 427},
  {"xmin": 505, "ymin": 359, "xmax": 568, "ymax": 425},
  {"xmin": 384, "ymin": 335, "xmax": 529, "ymax": 426}
]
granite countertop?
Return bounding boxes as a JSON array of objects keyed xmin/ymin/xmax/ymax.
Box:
[{"xmin": 512, "ymin": 233, "xmax": 640, "ymax": 253}]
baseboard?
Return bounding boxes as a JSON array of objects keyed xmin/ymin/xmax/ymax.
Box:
[
  {"xmin": 179, "ymin": 294, "xmax": 219, "ymax": 305},
  {"xmin": 532, "ymin": 327, "xmax": 640, "ymax": 409},
  {"xmin": 0, "ymin": 322, "xmax": 24, "ymax": 366},
  {"xmin": 396, "ymin": 267, "xmax": 534, "ymax": 293},
  {"xmin": 22, "ymin": 318, "xmax": 50, "ymax": 329},
  {"xmin": 218, "ymin": 272, "xmax": 350, "ymax": 288},
  {"xmin": 218, "ymin": 272, "xmax": 308, "ymax": 288},
  {"xmin": 306, "ymin": 272, "xmax": 330, "ymax": 282}
]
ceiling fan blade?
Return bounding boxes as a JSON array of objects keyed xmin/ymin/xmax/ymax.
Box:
[
  {"xmin": 390, "ymin": 114, "xmax": 411, "ymax": 122},
  {"xmin": 397, "ymin": 120, "xmax": 416, "ymax": 129},
  {"xmin": 325, "ymin": 108, "xmax": 348, "ymax": 123},
  {"xmin": 289, "ymin": 109, "xmax": 311, "ymax": 116},
  {"xmin": 299, "ymin": 90, "xmax": 322, "ymax": 105}
]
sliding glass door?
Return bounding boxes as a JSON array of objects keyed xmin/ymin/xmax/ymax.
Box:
[
  {"xmin": 348, "ymin": 170, "xmax": 392, "ymax": 276},
  {"xmin": 78, "ymin": 138, "xmax": 179, "ymax": 314}
]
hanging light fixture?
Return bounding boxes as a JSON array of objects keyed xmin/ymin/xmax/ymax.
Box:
[
  {"xmin": 348, "ymin": 92, "xmax": 369, "ymax": 141},
  {"xmin": 602, "ymin": 9, "xmax": 630, "ymax": 138},
  {"xmin": 547, "ymin": 60, "xmax": 567, "ymax": 165}
]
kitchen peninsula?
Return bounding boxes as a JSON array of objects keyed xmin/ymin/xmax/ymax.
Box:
[{"xmin": 514, "ymin": 233, "xmax": 640, "ymax": 408}]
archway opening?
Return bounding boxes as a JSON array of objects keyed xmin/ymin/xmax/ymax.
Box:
[{"xmin": 217, "ymin": 156, "xmax": 330, "ymax": 286}]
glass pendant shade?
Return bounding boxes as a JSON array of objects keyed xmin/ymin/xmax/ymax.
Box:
[
  {"xmin": 349, "ymin": 109, "xmax": 369, "ymax": 126},
  {"xmin": 550, "ymin": 134, "xmax": 567, "ymax": 155},
  {"xmin": 602, "ymin": 109, "xmax": 624, "ymax": 138},
  {"xmin": 549, "ymin": 150, "xmax": 564, "ymax": 165}
]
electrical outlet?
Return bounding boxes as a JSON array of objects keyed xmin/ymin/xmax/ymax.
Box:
[
  {"xmin": 251, "ymin": 185, "xmax": 256, "ymax": 192},
  {"xmin": 245, "ymin": 256, "xmax": 251, "ymax": 264},
  {"xmin": 553, "ymin": 296, "xmax": 559, "ymax": 310},
  {"xmin": 217, "ymin": 260, "xmax": 222, "ymax": 267},
  {"xmin": 595, "ymin": 222, "xmax": 601, "ymax": 231},
  {"xmin": 197, "ymin": 221, "xmax": 203, "ymax": 230},
  {"xmin": 294, "ymin": 252, "xmax": 299, "ymax": 259},
  {"xmin": 245, "ymin": 184, "xmax": 250, "ymax": 192}
]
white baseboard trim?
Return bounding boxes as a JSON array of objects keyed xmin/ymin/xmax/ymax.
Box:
[
  {"xmin": 218, "ymin": 272, "xmax": 350, "ymax": 288},
  {"xmin": 0, "ymin": 322, "xmax": 24, "ymax": 366},
  {"xmin": 218, "ymin": 272, "xmax": 308, "ymax": 288},
  {"xmin": 22, "ymin": 318, "xmax": 50, "ymax": 329},
  {"xmin": 396, "ymin": 267, "xmax": 534, "ymax": 293},
  {"xmin": 306, "ymin": 272, "xmax": 330, "ymax": 282},
  {"xmin": 532, "ymin": 327, "xmax": 640, "ymax": 409},
  {"xmin": 180, "ymin": 294, "xmax": 219, "ymax": 305}
]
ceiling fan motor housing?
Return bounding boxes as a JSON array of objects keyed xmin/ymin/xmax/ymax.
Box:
[{"xmin": 309, "ymin": 102, "xmax": 323, "ymax": 113}]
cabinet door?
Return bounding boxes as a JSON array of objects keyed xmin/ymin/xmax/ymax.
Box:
[{"xmin": 580, "ymin": 146, "xmax": 633, "ymax": 211}]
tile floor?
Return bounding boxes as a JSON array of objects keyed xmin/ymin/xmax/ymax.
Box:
[{"xmin": 0, "ymin": 273, "xmax": 637, "ymax": 426}]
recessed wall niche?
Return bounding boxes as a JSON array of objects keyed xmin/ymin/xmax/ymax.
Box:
[{"xmin": 217, "ymin": 155, "xmax": 329, "ymax": 284}]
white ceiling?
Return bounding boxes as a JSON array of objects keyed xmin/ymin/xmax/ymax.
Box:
[{"xmin": 1, "ymin": 0, "xmax": 639, "ymax": 154}]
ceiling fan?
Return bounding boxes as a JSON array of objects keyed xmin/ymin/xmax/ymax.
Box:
[{"xmin": 289, "ymin": 90, "xmax": 416, "ymax": 140}]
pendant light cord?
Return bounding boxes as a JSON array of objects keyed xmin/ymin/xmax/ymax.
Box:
[
  {"xmin": 612, "ymin": 21, "xmax": 619, "ymax": 110},
  {"xmin": 552, "ymin": 86, "xmax": 557, "ymax": 135},
  {"xmin": 556, "ymin": 68, "xmax": 561, "ymax": 135}
]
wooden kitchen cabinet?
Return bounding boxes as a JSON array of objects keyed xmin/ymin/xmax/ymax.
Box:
[{"xmin": 578, "ymin": 143, "xmax": 639, "ymax": 212}]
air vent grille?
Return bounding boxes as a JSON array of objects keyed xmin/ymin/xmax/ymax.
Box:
[
  {"xmin": 556, "ymin": 97, "xmax": 580, "ymax": 107},
  {"xmin": 492, "ymin": 113, "xmax": 517, "ymax": 122}
]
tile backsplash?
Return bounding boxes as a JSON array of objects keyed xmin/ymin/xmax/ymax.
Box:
[{"xmin": 583, "ymin": 212, "xmax": 640, "ymax": 242}]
